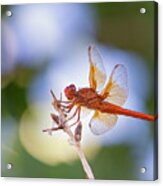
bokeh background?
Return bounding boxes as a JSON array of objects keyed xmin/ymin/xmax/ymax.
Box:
[{"xmin": 1, "ymin": 2, "xmax": 157, "ymax": 180}]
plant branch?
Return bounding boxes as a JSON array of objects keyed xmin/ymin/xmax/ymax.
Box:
[{"xmin": 43, "ymin": 90, "xmax": 94, "ymax": 179}]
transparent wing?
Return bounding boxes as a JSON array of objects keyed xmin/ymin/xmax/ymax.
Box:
[
  {"xmin": 80, "ymin": 107, "xmax": 92, "ymax": 118},
  {"xmin": 101, "ymin": 64, "xmax": 128, "ymax": 106},
  {"xmin": 88, "ymin": 45, "xmax": 106, "ymax": 91},
  {"xmin": 89, "ymin": 111, "xmax": 118, "ymax": 135}
]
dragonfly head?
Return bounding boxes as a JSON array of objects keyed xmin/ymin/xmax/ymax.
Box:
[{"xmin": 64, "ymin": 84, "xmax": 77, "ymax": 100}]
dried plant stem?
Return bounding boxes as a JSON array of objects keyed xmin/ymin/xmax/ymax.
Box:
[
  {"xmin": 47, "ymin": 90, "xmax": 95, "ymax": 179},
  {"xmin": 64, "ymin": 127, "xmax": 94, "ymax": 179},
  {"xmin": 75, "ymin": 143, "xmax": 95, "ymax": 179}
]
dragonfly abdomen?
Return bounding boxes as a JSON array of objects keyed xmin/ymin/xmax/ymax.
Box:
[{"xmin": 99, "ymin": 102, "xmax": 156, "ymax": 121}]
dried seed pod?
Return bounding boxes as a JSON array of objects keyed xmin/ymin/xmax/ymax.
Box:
[
  {"xmin": 74, "ymin": 122, "xmax": 82, "ymax": 142},
  {"xmin": 50, "ymin": 113, "xmax": 59, "ymax": 125}
]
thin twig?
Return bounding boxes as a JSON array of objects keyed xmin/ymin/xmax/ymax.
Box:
[{"xmin": 43, "ymin": 90, "xmax": 95, "ymax": 179}]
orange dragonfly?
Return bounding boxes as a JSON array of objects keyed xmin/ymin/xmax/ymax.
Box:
[{"xmin": 57, "ymin": 46, "xmax": 157, "ymax": 135}]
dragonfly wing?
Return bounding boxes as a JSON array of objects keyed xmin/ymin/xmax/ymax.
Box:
[
  {"xmin": 101, "ymin": 64, "xmax": 128, "ymax": 106},
  {"xmin": 80, "ymin": 107, "xmax": 92, "ymax": 118},
  {"xmin": 88, "ymin": 45, "xmax": 107, "ymax": 91},
  {"xmin": 89, "ymin": 111, "xmax": 118, "ymax": 135}
]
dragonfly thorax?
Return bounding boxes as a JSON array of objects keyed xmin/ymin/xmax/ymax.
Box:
[{"xmin": 64, "ymin": 84, "xmax": 77, "ymax": 100}]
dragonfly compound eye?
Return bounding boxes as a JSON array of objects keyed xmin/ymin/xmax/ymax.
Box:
[{"xmin": 64, "ymin": 84, "xmax": 76, "ymax": 100}]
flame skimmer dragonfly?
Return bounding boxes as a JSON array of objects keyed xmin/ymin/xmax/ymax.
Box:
[{"xmin": 56, "ymin": 46, "xmax": 157, "ymax": 135}]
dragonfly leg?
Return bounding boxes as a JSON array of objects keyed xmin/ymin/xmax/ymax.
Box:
[
  {"xmin": 69, "ymin": 107, "xmax": 81, "ymax": 127},
  {"xmin": 58, "ymin": 100, "xmax": 71, "ymax": 104},
  {"xmin": 63, "ymin": 106, "xmax": 80, "ymax": 125},
  {"xmin": 58, "ymin": 95, "xmax": 77, "ymax": 111},
  {"xmin": 58, "ymin": 93, "xmax": 72, "ymax": 104},
  {"xmin": 59, "ymin": 104, "xmax": 72, "ymax": 109},
  {"xmin": 59, "ymin": 105, "xmax": 73, "ymax": 116},
  {"xmin": 64, "ymin": 102, "xmax": 77, "ymax": 113},
  {"xmin": 57, "ymin": 100, "xmax": 73, "ymax": 111}
]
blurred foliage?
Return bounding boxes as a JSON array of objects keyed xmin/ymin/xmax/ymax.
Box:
[
  {"xmin": 2, "ymin": 66, "xmax": 37, "ymax": 88},
  {"xmin": 2, "ymin": 137, "xmax": 136, "ymax": 180},
  {"xmin": 92, "ymin": 2, "xmax": 155, "ymax": 65},
  {"xmin": 91, "ymin": 146, "xmax": 136, "ymax": 180},
  {"xmin": 1, "ymin": 66, "xmax": 38, "ymax": 120},
  {"xmin": 2, "ymin": 82, "xmax": 28, "ymax": 120},
  {"xmin": 1, "ymin": 5, "xmax": 10, "ymax": 16}
]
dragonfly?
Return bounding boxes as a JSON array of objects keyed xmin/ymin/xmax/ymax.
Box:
[{"xmin": 57, "ymin": 45, "xmax": 157, "ymax": 135}]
